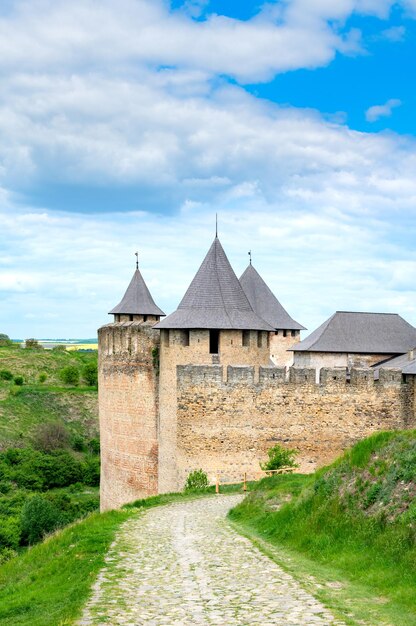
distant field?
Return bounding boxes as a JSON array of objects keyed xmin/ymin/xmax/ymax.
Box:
[{"xmin": 12, "ymin": 339, "xmax": 98, "ymax": 351}]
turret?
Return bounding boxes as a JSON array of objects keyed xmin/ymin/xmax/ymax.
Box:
[
  {"xmin": 98, "ymin": 258, "xmax": 164, "ymax": 511},
  {"xmin": 239, "ymin": 261, "xmax": 305, "ymax": 367}
]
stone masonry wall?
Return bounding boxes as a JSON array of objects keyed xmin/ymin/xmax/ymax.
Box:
[
  {"xmin": 158, "ymin": 329, "xmax": 270, "ymax": 493},
  {"xmin": 176, "ymin": 365, "xmax": 415, "ymax": 487},
  {"xmin": 98, "ymin": 322, "xmax": 160, "ymax": 511}
]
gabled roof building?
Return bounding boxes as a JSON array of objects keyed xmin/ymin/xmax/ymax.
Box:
[{"xmin": 291, "ymin": 311, "xmax": 416, "ymax": 370}]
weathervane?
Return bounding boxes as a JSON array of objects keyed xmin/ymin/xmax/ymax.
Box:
[
  {"xmin": 248, "ymin": 250, "xmax": 252, "ymax": 265},
  {"xmin": 215, "ymin": 213, "xmax": 218, "ymax": 237},
  {"xmin": 135, "ymin": 251, "xmax": 139, "ymax": 269}
]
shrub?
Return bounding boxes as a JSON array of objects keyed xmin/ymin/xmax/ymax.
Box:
[
  {"xmin": 52, "ymin": 344, "xmax": 67, "ymax": 352},
  {"xmin": 59, "ymin": 366, "xmax": 80, "ymax": 386},
  {"xmin": 20, "ymin": 495, "xmax": 62, "ymax": 544},
  {"xmin": 260, "ymin": 444, "xmax": 299, "ymax": 472},
  {"xmin": 82, "ymin": 362, "xmax": 98, "ymax": 386},
  {"xmin": 0, "ymin": 333, "xmax": 12, "ymax": 347},
  {"xmin": 38, "ymin": 372, "xmax": 47, "ymax": 383},
  {"xmin": 0, "ymin": 515, "xmax": 21, "ymax": 549},
  {"xmin": 88, "ymin": 438, "xmax": 100, "ymax": 455},
  {"xmin": 82, "ymin": 456, "xmax": 100, "ymax": 486},
  {"xmin": 40, "ymin": 451, "xmax": 83, "ymax": 488},
  {"xmin": 25, "ymin": 338, "xmax": 43, "ymax": 349},
  {"xmin": 0, "ymin": 546, "xmax": 17, "ymax": 564},
  {"xmin": 33, "ymin": 422, "xmax": 69, "ymax": 452},
  {"xmin": 184, "ymin": 469, "xmax": 209, "ymax": 492},
  {"xmin": 71, "ymin": 433, "xmax": 86, "ymax": 452},
  {"xmin": 13, "ymin": 375, "xmax": 24, "ymax": 386},
  {"xmin": 0, "ymin": 369, "xmax": 13, "ymax": 381}
]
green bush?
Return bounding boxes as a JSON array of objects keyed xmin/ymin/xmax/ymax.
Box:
[
  {"xmin": 13, "ymin": 375, "xmax": 24, "ymax": 386},
  {"xmin": 38, "ymin": 372, "xmax": 47, "ymax": 383},
  {"xmin": 0, "ymin": 546, "xmax": 17, "ymax": 564},
  {"xmin": 0, "ymin": 369, "xmax": 13, "ymax": 381},
  {"xmin": 184, "ymin": 469, "xmax": 209, "ymax": 492},
  {"xmin": 34, "ymin": 422, "xmax": 69, "ymax": 452},
  {"xmin": 20, "ymin": 495, "xmax": 62, "ymax": 544},
  {"xmin": 0, "ymin": 333, "xmax": 12, "ymax": 347},
  {"xmin": 71, "ymin": 433, "xmax": 86, "ymax": 452},
  {"xmin": 52, "ymin": 344, "xmax": 67, "ymax": 352},
  {"xmin": 260, "ymin": 444, "xmax": 299, "ymax": 472},
  {"xmin": 88, "ymin": 438, "xmax": 100, "ymax": 455},
  {"xmin": 25, "ymin": 338, "xmax": 43, "ymax": 350},
  {"xmin": 59, "ymin": 366, "xmax": 80, "ymax": 386},
  {"xmin": 0, "ymin": 515, "xmax": 21, "ymax": 549},
  {"xmin": 82, "ymin": 456, "xmax": 100, "ymax": 486},
  {"xmin": 82, "ymin": 362, "xmax": 98, "ymax": 386}
]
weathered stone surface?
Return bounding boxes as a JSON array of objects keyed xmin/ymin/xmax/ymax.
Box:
[{"xmin": 79, "ymin": 496, "xmax": 345, "ymax": 626}]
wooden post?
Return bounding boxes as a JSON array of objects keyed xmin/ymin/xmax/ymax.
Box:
[
  {"xmin": 216, "ymin": 473, "xmax": 220, "ymax": 494},
  {"xmin": 243, "ymin": 472, "xmax": 247, "ymax": 492}
]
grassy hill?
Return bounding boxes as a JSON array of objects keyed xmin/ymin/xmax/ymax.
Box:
[
  {"xmin": 230, "ymin": 430, "xmax": 416, "ymax": 625},
  {"xmin": 0, "ymin": 345, "xmax": 98, "ymax": 447}
]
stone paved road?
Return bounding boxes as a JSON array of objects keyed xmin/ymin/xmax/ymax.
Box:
[{"xmin": 79, "ymin": 495, "xmax": 345, "ymax": 625}]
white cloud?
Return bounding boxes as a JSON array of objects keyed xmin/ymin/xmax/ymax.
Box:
[{"xmin": 365, "ymin": 98, "xmax": 402, "ymax": 122}]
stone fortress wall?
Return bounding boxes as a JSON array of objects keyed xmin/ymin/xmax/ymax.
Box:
[{"xmin": 175, "ymin": 363, "xmax": 415, "ymax": 491}]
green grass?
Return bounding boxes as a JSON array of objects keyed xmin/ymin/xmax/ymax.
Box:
[
  {"xmin": 0, "ymin": 508, "xmax": 132, "ymax": 625},
  {"xmin": 229, "ymin": 430, "xmax": 416, "ymax": 626}
]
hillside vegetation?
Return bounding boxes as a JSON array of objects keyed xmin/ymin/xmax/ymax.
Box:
[
  {"xmin": 0, "ymin": 343, "xmax": 100, "ymax": 565},
  {"xmin": 230, "ymin": 430, "xmax": 416, "ymax": 625},
  {"xmin": 0, "ymin": 344, "xmax": 98, "ymax": 447}
]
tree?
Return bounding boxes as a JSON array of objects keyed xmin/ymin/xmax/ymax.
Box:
[
  {"xmin": 0, "ymin": 334, "xmax": 12, "ymax": 347},
  {"xmin": 25, "ymin": 338, "xmax": 43, "ymax": 349},
  {"xmin": 20, "ymin": 495, "xmax": 62, "ymax": 544},
  {"xmin": 82, "ymin": 361, "xmax": 98, "ymax": 386},
  {"xmin": 59, "ymin": 366, "xmax": 80, "ymax": 386},
  {"xmin": 260, "ymin": 444, "xmax": 299, "ymax": 472},
  {"xmin": 33, "ymin": 422, "xmax": 69, "ymax": 452}
]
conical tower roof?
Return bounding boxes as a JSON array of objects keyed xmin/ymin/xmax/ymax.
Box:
[
  {"xmin": 239, "ymin": 264, "xmax": 305, "ymax": 330},
  {"xmin": 109, "ymin": 268, "xmax": 165, "ymax": 316},
  {"xmin": 155, "ymin": 237, "xmax": 273, "ymax": 330}
]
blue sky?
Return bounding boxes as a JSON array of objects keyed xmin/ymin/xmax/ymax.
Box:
[{"xmin": 0, "ymin": 0, "xmax": 415, "ymax": 338}]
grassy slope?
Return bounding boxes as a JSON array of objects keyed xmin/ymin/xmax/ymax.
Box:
[
  {"xmin": 0, "ymin": 509, "xmax": 131, "ymax": 626},
  {"xmin": 0, "ymin": 346, "xmax": 98, "ymax": 446},
  {"xmin": 230, "ymin": 430, "xmax": 416, "ymax": 626}
]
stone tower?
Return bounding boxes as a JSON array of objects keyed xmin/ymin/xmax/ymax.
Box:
[
  {"xmin": 239, "ymin": 263, "xmax": 305, "ymax": 367},
  {"xmin": 154, "ymin": 236, "xmax": 274, "ymax": 492},
  {"xmin": 98, "ymin": 264, "xmax": 165, "ymax": 511}
]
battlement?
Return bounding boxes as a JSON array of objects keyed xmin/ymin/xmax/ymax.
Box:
[{"xmin": 177, "ymin": 364, "xmax": 406, "ymax": 389}]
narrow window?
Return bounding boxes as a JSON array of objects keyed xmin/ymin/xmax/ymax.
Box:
[
  {"xmin": 163, "ymin": 330, "xmax": 170, "ymax": 347},
  {"xmin": 274, "ymin": 330, "xmax": 279, "ymax": 336},
  {"xmin": 184, "ymin": 330, "xmax": 190, "ymax": 346},
  {"xmin": 257, "ymin": 332, "xmax": 262, "ymax": 348},
  {"xmin": 283, "ymin": 330, "xmax": 287, "ymax": 337},
  {"xmin": 242, "ymin": 330, "xmax": 250, "ymax": 347},
  {"xmin": 129, "ymin": 315, "xmax": 134, "ymax": 322},
  {"xmin": 209, "ymin": 330, "xmax": 219, "ymax": 354},
  {"xmin": 291, "ymin": 330, "xmax": 296, "ymax": 337},
  {"xmin": 143, "ymin": 315, "xmax": 148, "ymax": 322}
]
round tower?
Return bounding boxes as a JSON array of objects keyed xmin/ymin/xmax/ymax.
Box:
[
  {"xmin": 154, "ymin": 236, "xmax": 273, "ymax": 492},
  {"xmin": 98, "ymin": 261, "xmax": 165, "ymax": 511}
]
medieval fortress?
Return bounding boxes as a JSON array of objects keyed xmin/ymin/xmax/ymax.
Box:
[{"xmin": 99, "ymin": 237, "xmax": 416, "ymax": 511}]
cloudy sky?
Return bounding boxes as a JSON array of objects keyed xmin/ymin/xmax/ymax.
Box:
[{"xmin": 1, "ymin": 0, "xmax": 415, "ymax": 339}]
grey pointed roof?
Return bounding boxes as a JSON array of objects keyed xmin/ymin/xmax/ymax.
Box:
[
  {"xmin": 109, "ymin": 268, "xmax": 165, "ymax": 316},
  {"xmin": 155, "ymin": 237, "xmax": 273, "ymax": 330},
  {"xmin": 291, "ymin": 311, "xmax": 416, "ymax": 354},
  {"xmin": 239, "ymin": 264, "xmax": 305, "ymax": 331}
]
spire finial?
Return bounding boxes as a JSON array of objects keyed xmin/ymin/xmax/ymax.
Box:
[
  {"xmin": 248, "ymin": 250, "xmax": 252, "ymax": 265},
  {"xmin": 135, "ymin": 251, "xmax": 139, "ymax": 270},
  {"xmin": 215, "ymin": 213, "xmax": 218, "ymax": 238}
]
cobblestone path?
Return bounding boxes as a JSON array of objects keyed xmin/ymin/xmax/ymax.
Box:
[{"xmin": 79, "ymin": 495, "xmax": 345, "ymax": 625}]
